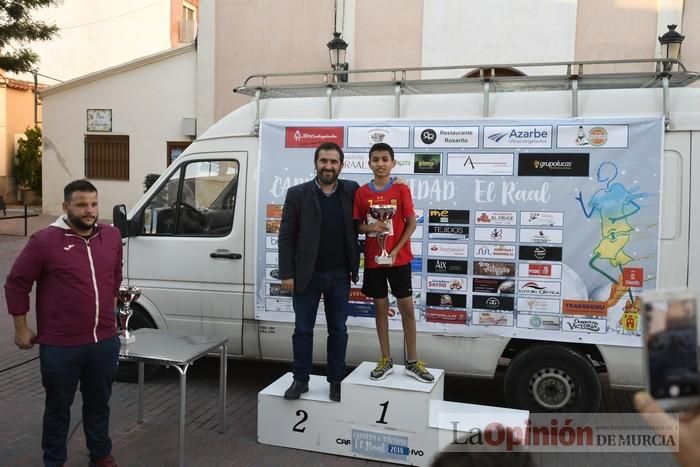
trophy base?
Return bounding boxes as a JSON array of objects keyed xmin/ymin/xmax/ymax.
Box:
[
  {"xmin": 375, "ymin": 255, "xmax": 394, "ymax": 266},
  {"xmin": 119, "ymin": 334, "xmax": 136, "ymax": 345}
]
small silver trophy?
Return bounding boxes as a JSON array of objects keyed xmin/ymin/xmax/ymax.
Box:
[
  {"xmin": 118, "ymin": 285, "xmax": 142, "ymax": 344},
  {"xmin": 369, "ymin": 204, "xmax": 397, "ymax": 265}
]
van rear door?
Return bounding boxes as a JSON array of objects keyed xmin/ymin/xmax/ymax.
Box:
[{"xmin": 658, "ymin": 131, "xmax": 691, "ymax": 288}]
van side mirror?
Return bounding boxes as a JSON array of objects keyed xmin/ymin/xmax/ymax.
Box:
[{"xmin": 113, "ymin": 204, "xmax": 129, "ymax": 237}]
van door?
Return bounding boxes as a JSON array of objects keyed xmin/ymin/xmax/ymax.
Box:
[
  {"xmin": 658, "ymin": 132, "xmax": 690, "ymax": 288},
  {"xmin": 687, "ymin": 131, "xmax": 700, "ymax": 290},
  {"xmin": 126, "ymin": 154, "xmax": 247, "ymax": 353}
]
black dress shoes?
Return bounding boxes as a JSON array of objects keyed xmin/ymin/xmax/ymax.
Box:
[
  {"xmin": 284, "ymin": 380, "xmax": 309, "ymax": 400},
  {"xmin": 329, "ymin": 382, "xmax": 341, "ymax": 402}
]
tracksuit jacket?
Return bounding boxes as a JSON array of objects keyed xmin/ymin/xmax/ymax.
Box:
[{"xmin": 4, "ymin": 217, "xmax": 123, "ymax": 346}]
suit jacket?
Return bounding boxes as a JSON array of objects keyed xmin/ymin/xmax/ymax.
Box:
[{"xmin": 278, "ymin": 178, "xmax": 360, "ymax": 293}]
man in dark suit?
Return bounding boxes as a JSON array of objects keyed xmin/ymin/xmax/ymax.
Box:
[{"xmin": 278, "ymin": 142, "xmax": 359, "ymax": 402}]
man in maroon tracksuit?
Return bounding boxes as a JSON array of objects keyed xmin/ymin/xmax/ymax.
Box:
[{"xmin": 5, "ymin": 180, "xmax": 123, "ymax": 467}]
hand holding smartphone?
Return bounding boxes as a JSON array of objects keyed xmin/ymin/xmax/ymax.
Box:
[{"xmin": 641, "ymin": 288, "xmax": 700, "ymax": 410}]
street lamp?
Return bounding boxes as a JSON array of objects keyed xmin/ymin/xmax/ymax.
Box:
[
  {"xmin": 658, "ymin": 24, "xmax": 685, "ymax": 72},
  {"xmin": 327, "ymin": 31, "xmax": 349, "ymax": 82}
]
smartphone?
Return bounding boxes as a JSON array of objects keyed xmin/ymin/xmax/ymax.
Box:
[{"xmin": 641, "ymin": 288, "xmax": 700, "ymax": 410}]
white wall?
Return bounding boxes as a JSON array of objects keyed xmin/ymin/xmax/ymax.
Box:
[
  {"xmin": 41, "ymin": 47, "xmax": 196, "ymax": 216},
  {"xmin": 402, "ymin": 0, "xmax": 576, "ymax": 77},
  {"xmin": 195, "ymin": 0, "xmax": 215, "ymax": 135},
  {"xmin": 13, "ymin": 0, "xmax": 171, "ymax": 83}
]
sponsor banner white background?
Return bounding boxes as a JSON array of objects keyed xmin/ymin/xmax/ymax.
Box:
[
  {"xmin": 474, "ymin": 227, "xmax": 517, "ymax": 242},
  {"xmin": 519, "ymin": 228, "xmax": 564, "ymax": 244},
  {"xmin": 483, "ymin": 125, "xmax": 552, "ymax": 148},
  {"xmin": 411, "ymin": 275, "xmax": 422, "ymax": 289},
  {"xmin": 447, "ymin": 153, "xmax": 514, "ymax": 176},
  {"xmin": 427, "ymin": 242, "xmax": 468, "ymax": 258},
  {"xmin": 265, "ymin": 298, "xmax": 293, "ymax": 312},
  {"xmin": 475, "ymin": 211, "xmax": 517, "ymax": 226},
  {"xmin": 343, "ymin": 152, "xmax": 415, "ymax": 174},
  {"xmin": 473, "ymin": 244, "xmax": 517, "ymax": 259},
  {"xmin": 392, "ymin": 154, "xmax": 415, "ymax": 175},
  {"xmin": 414, "ymin": 126, "xmax": 479, "ymax": 148},
  {"xmin": 342, "ymin": 152, "xmax": 371, "ymax": 174},
  {"xmin": 256, "ymin": 118, "xmax": 662, "ymax": 346},
  {"xmin": 516, "ymin": 314, "xmax": 562, "ymax": 330},
  {"xmin": 411, "ymin": 241, "xmax": 423, "ymax": 256},
  {"xmin": 516, "ymin": 297, "xmax": 561, "ymax": 314},
  {"xmin": 520, "ymin": 211, "xmax": 564, "ymax": 227},
  {"xmin": 428, "ymin": 232, "xmax": 466, "ymax": 241},
  {"xmin": 265, "ymin": 251, "xmax": 278, "ymax": 266},
  {"xmin": 518, "ymin": 279, "xmax": 562, "ymax": 297},
  {"xmin": 347, "ymin": 126, "xmax": 410, "ymax": 148},
  {"xmin": 472, "ymin": 311, "xmax": 514, "ymax": 327},
  {"xmin": 562, "ymin": 316, "xmax": 608, "ymax": 333},
  {"xmin": 426, "ymin": 276, "xmax": 467, "ymax": 291},
  {"xmin": 266, "ymin": 236, "xmax": 279, "ymax": 250},
  {"xmin": 557, "ymin": 124, "xmax": 629, "ymax": 148},
  {"xmin": 518, "ymin": 263, "xmax": 563, "ymax": 279}
]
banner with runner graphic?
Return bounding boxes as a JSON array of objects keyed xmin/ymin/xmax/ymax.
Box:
[{"xmin": 256, "ymin": 117, "xmax": 663, "ymax": 346}]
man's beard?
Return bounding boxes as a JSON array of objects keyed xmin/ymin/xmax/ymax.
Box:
[
  {"xmin": 67, "ymin": 211, "xmax": 97, "ymax": 232},
  {"xmin": 317, "ymin": 168, "xmax": 339, "ymax": 185}
]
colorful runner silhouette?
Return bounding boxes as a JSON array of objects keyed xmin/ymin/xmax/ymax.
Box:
[{"xmin": 576, "ymin": 161, "xmax": 645, "ymax": 304}]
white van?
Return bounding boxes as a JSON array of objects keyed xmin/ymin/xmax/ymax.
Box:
[{"xmin": 113, "ymin": 60, "xmax": 700, "ymax": 414}]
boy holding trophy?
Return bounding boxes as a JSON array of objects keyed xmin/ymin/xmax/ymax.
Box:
[{"xmin": 353, "ymin": 143, "xmax": 434, "ymax": 382}]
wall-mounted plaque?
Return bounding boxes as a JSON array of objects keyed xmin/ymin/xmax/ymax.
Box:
[{"xmin": 87, "ymin": 109, "xmax": 112, "ymax": 132}]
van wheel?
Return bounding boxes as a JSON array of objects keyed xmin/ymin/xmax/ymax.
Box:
[
  {"xmin": 504, "ymin": 345, "xmax": 601, "ymax": 413},
  {"xmin": 115, "ymin": 304, "xmax": 160, "ymax": 383}
]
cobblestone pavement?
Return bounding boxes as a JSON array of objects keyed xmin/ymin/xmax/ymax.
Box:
[{"xmin": 0, "ymin": 213, "xmax": 680, "ymax": 466}]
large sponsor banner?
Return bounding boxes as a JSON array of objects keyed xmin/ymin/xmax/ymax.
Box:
[{"xmin": 256, "ymin": 118, "xmax": 663, "ymax": 346}]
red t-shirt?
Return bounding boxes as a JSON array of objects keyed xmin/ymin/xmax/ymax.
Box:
[{"xmin": 353, "ymin": 179, "xmax": 415, "ymax": 268}]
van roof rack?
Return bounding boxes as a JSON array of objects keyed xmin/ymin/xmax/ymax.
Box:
[
  {"xmin": 235, "ymin": 59, "xmax": 698, "ymax": 97},
  {"xmin": 234, "ymin": 59, "xmax": 699, "ymax": 125}
]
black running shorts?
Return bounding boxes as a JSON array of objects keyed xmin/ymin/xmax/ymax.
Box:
[{"xmin": 361, "ymin": 263, "xmax": 412, "ymax": 299}]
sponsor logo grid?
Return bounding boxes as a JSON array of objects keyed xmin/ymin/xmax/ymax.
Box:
[
  {"xmin": 261, "ymin": 120, "xmax": 660, "ymax": 340},
  {"xmin": 367, "ymin": 199, "xmax": 570, "ymax": 324}
]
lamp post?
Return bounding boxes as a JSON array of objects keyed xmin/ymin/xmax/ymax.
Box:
[
  {"xmin": 327, "ymin": 31, "xmax": 349, "ymax": 82},
  {"xmin": 658, "ymin": 24, "xmax": 685, "ymax": 72}
]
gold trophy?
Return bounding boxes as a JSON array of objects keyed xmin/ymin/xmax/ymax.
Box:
[
  {"xmin": 369, "ymin": 205, "xmax": 397, "ymax": 265},
  {"xmin": 118, "ymin": 285, "xmax": 142, "ymax": 344}
]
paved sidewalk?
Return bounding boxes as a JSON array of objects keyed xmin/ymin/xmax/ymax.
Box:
[{"xmin": 0, "ymin": 214, "xmax": 680, "ymax": 466}]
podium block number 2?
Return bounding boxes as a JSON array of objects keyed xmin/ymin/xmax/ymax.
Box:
[
  {"xmin": 292, "ymin": 409, "xmax": 308, "ymax": 432},
  {"xmin": 376, "ymin": 401, "xmax": 389, "ymax": 425}
]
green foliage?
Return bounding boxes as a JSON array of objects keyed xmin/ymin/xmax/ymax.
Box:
[
  {"xmin": 143, "ymin": 173, "xmax": 160, "ymax": 193},
  {"xmin": 14, "ymin": 125, "xmax": 41, "ymax": 194},
  {"xmin": 0, "ymin": 0, "xmax": 60, "ymax": 73}
]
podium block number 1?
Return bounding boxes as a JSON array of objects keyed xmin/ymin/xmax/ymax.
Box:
[
  {"xmin": 293, "ymin": 409, "xmax": 308, "ymax": 432},
  {"xmin": 376, "ymin": 401, "xmax": 389, "ymax": 425}
]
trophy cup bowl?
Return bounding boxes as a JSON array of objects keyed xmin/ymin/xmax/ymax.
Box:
[
  {"xmin": 118, "ymin": 285, "xmax": 142, "ymax": 344},
  {"xmin": 369, "ymin": 204, "xmax": 397, "ymax": 265}
]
